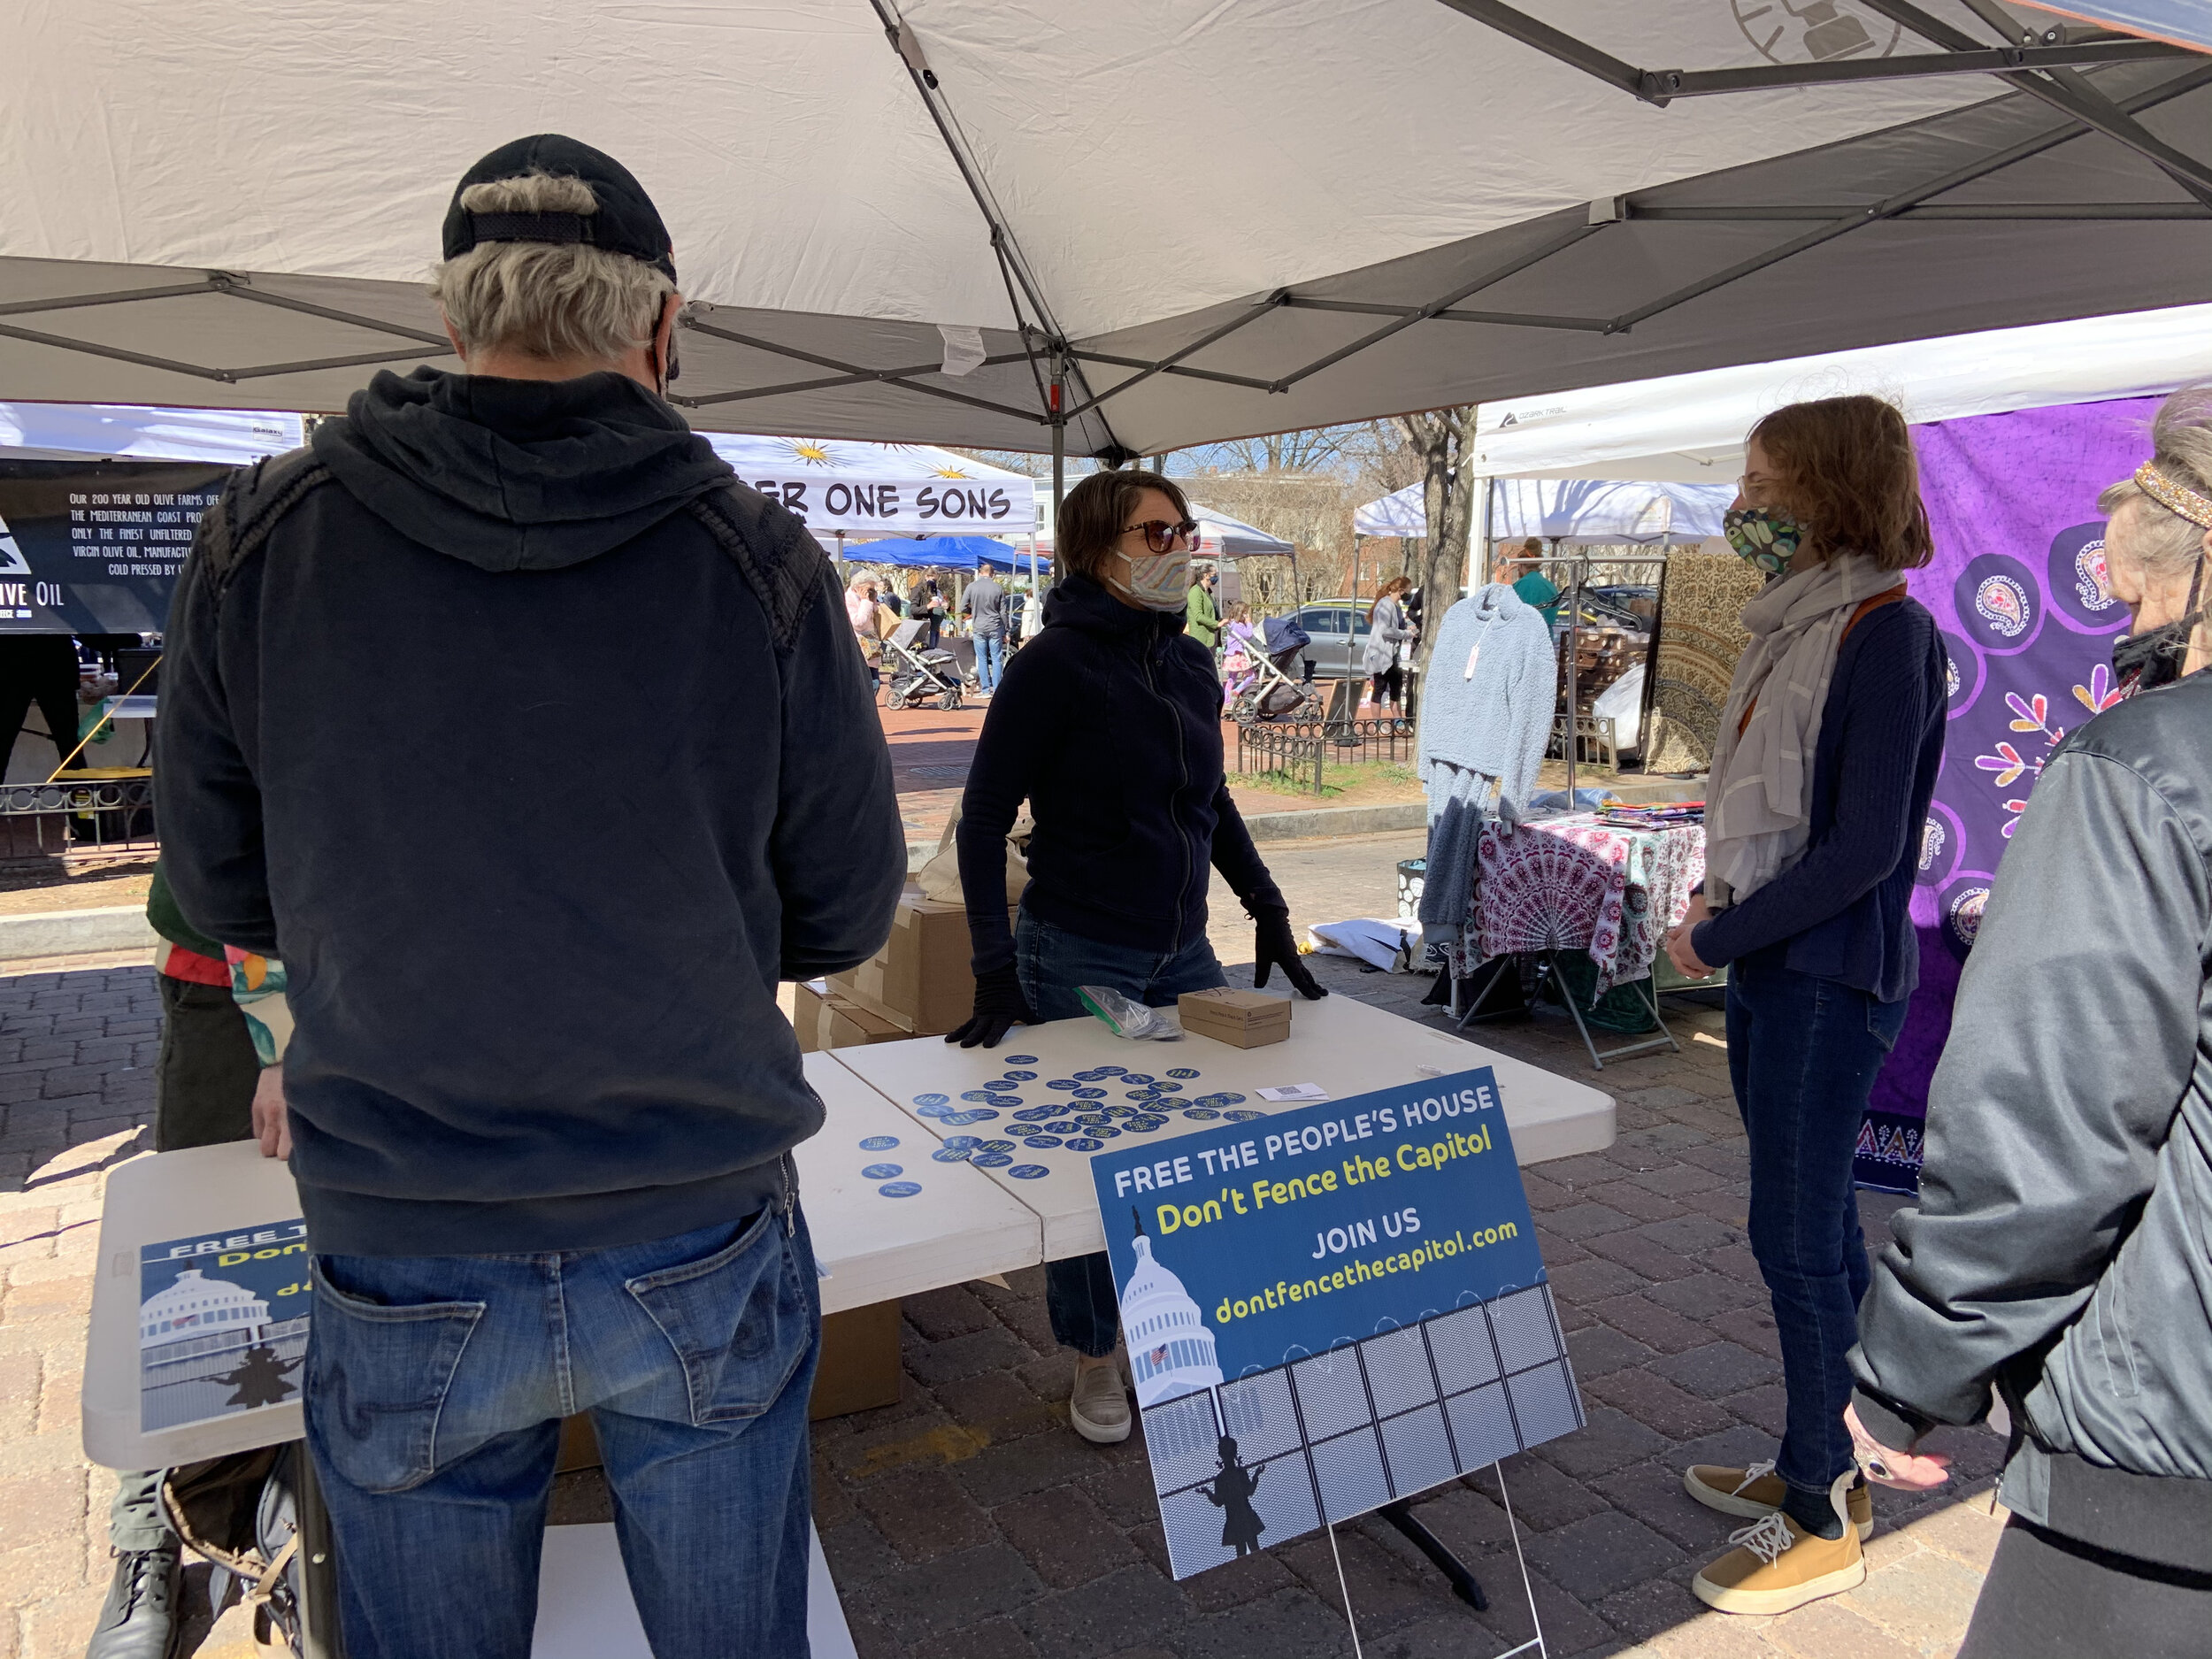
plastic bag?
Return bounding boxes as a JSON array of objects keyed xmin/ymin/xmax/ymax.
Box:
[{"xmin": 1076, "ymin": 985, "xmax": 1184, "ymax": 1041}]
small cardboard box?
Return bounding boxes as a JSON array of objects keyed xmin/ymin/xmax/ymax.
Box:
[
  {"xmin": 830, "ymin": 887, "xmax": 1013, "ymax": 1037},
  {"xmin": 793, "ymin": 981, "xmax": 908, "ymax": 1053},
  {"xmin": 1179, "ymin": 987, "xmax": 1292, "ymax": 1048}
]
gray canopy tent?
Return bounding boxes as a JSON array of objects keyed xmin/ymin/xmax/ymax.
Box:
[{"xmin": 3, "ymin": 2, "xmax": 2207, "ymax": 522}]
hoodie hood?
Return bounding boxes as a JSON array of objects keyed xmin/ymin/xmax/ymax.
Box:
[
  {"xmin": 1041, "ymin": 572, "xmax": 1184, "ymax": 646},
  {"xmin": 313, "ymin": 368, "xmax": 734, "ymax": 572}
]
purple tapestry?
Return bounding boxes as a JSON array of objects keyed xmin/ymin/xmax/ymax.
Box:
[{"xmin": 1855, "ymin": 399, "xmax": 2152, "ymax": 1192}]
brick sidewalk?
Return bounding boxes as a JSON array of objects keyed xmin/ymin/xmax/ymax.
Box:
[{"xmin": 0, "ymin": 836, "xmax": 2008, "ymax": 1658}]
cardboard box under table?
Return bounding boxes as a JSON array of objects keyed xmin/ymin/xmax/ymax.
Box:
[
  {"xmin": 793, "ymin": 980, "xmax": 908, "ymax": 1053},
  {"xmin": 821, "ymin": 991, "xmax": 1616, "ymax": 1263}
]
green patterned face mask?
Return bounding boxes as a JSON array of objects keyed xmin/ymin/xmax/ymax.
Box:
[{"xmin": 1723, "ymin": 506, "xmax": 1801, "ymax": 577}]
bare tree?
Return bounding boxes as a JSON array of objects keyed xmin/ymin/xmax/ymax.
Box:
[{"xmin": 1399, "ymin": 406, "xmax": 1478, "ymax": 680}]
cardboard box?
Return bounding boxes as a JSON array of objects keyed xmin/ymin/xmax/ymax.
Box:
[
  {"xmin": 808, "ymin": 1299, "xmax": 903, "ymax": 1420},
  {"xmin": 554, "ymin": 1299, "xmax": 903, "ymax": 1471},
  {"xmin": 1179, "ymin": 987, "xmax": 1292, "ymax": 1048},
  {"xmin": 830, "ymin": 887, "xmax": 1012, "ymax": 1037},
  {"xmin": 793, "ymin": 981, "xmax": 909, "ymax": 1052}
]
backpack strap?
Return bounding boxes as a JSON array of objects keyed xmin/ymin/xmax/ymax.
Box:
[
  {"xmin": 687, "ymin": 481, "xmax": 829, "ymax": 652},
  {"xmin": 195, "ymin": 447, "xmax": 338, "ymax": 597}
]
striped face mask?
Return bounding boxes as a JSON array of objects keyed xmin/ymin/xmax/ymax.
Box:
[{"xmin": 1115, "ymin": 549, "xmax": 1192, "ymax": 612}]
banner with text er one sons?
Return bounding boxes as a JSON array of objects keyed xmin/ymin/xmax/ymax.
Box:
[{"xmin": 1089, "ymin": 1068, "xmax": 1583, "ymax": 1580}]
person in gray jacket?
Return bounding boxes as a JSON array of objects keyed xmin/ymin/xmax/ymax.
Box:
[
  {"xmin": 1846, "ymin": 385, "xmax": 2212, "ymax": 1658},
  {"xmin": 1363, "ymin": 575, "xmax": 1416, "ymax": 716}
]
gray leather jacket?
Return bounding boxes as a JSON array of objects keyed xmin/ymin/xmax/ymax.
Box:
[{"xmin": 1850, "ymin": 668, "xmax": 2212, "ymax": 1571}]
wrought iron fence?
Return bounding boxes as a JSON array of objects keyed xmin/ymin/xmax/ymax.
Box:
[
  {"xmin": 0, "ymin": 775, "xmax": 157, "ymax": 865},
  {"xmin": 1233, "ymin": 717, "xmax": 1417, "ymax": 796}
]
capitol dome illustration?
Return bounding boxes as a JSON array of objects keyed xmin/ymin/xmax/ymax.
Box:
[
  {"xmin": 1120, "ymin": 1213, "xmax": 1223, "ymax": 1408},
  {"xmin": 140, "ymin": 1268, "xmax": 270, "ymax": 1349}
]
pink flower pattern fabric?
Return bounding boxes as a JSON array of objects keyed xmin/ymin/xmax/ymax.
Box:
[{"xmin": 1445, "ymin": 816, "xmax": 1706, "ymax": 992}]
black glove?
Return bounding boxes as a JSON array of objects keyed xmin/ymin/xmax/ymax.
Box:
[
  {"xmin": 1249, "ymin": 902, "xmax": 1327, "ymax": 1000},
  {"xmin": 946, "ymin": 964, "xmax": 1040, "ymax": 1049}
]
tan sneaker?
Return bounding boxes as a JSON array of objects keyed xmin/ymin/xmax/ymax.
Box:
[
  {"xmin": 1685, "ymin": 1458, "xmax": 1873, "ymax": 1540},
  {"xmin": 1070, "ymin": 1356, "xmax": 1131, "ymax": 1443},
  {"xmin": 1691, "ymin": 1471, "xmax": 1866, "ymax": 1615}
]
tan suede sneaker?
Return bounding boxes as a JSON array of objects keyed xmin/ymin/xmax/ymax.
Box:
[
  {"xmin": 1069, "ymin": 1356, "xmax": 1131, "ymax": 1444},
  {"xmin": 1685, "ymin": 1458, "xmax": 1873, "ymax": 1540},
  {"xmin": 1691, "ymin": 1471, "xmax": 1866, "ymax": 1615}
]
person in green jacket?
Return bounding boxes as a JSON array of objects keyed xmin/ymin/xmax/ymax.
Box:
[
  {"xmin": 1500, "ymin": 538, "xmax": 1562, "ymax": 634},
  {"xmin": 1187, "ymin": 565, "xmax": 1222, "ymax": 649}
]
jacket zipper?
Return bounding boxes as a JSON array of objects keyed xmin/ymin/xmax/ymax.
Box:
[{"xmin": 1142, "ymin": 637, "xmax": 1194, "ymax": 952}]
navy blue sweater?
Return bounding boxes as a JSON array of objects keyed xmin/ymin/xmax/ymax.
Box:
[
  {"xmin": 157, "ymin": 369, "xmax": 905, "ymax": 1256},
  {"xmin": 1691, "ymin": 596, "xmax": 1947, "ymax": 1003},
  {"xmin": 957, "ymin": 575, "xmax": 1283, "ymax": 973}
]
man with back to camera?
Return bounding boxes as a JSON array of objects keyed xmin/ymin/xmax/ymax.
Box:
[
  {"xmin": 963, "ymin": 558, "xmax": 1008, "ymax": 695},
  {"xmin": 154, "ymin": 134, "xmax": 904, "ymax": 1657}
]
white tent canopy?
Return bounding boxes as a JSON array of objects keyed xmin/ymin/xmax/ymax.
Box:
[
  {"xmin": 3, "ymin": 5, "xmax": 2207, "ymax": 458},
  {"xmin": 699, "ymin": 434, "xmax": 1032, "ymax": 536},
  {"xmin": 0, "ymin": 401, "xmax": 303, "ymax": 465},
  {"xmin": 1468, "ymin": 301, "xmax": 2212, "ymax": 481},
  {"xmin": 1356, "ymin": 477, "xmax": 1733, "ymax": 542}
]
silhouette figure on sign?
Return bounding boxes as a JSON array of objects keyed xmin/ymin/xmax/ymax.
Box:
[
  {"xmin": 1201, "ymin": 1435, "xmax": 1267, "ymax": 1557},
  {"xmin": 211, "ymin": 1344, "xmax": 303, "ymax": 1409}
]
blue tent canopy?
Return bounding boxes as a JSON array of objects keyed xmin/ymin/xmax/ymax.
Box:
[{"xmin": 843, "ymin": 535, "xmax": 1035, "ymax": 572}]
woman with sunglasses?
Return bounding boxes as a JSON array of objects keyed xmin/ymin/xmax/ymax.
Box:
[{"xmin": 948, "ymin": 467, "xmax": 1326, "ymax": 1446}]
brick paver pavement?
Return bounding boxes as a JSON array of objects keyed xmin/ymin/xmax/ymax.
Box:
[{"xmin": 0, "ymin": 834, "xmax": 2009, "ymax": 1657}]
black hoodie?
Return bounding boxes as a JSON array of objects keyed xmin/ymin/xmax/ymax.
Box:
[
  {"xmin": 157, "ymin": 368, "xmax": 904, "ymax": 1256},
  {"xmin": 956, "ymin": 573, "xmax": 1282, "ymax": 973}
]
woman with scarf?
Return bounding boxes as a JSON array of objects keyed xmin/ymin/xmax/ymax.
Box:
[
  {"xmin": 1842, "ymin": 387, "xmax": 2212, "ymax": 1656},
  {"xmin": 1661, "ymin": 396, "xmax": 1947, "ymax": 1615},
  {"xmin": 947, "ymin": 467, "xmax": 1326, "ymax": 1447}
]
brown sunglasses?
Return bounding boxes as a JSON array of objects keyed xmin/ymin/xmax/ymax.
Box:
[{"xmin": 1121, "ymin": 518, "xmax": 1200, "ymax": 554}]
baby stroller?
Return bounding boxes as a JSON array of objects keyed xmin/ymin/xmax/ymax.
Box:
[
  {"xmin": 883, "ymin": 619, "xmax": 965, "ymax": 710},
  {"xmin": 1228, "ymin": 615, "xmax": 1322, "ymax": 724}
]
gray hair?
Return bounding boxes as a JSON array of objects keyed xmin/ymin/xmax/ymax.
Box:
[
  {"xmin": 2098, "ymin": 382, "xmax": 2212, "ymax": 577},
  {"xmin": 430, "ymin": 172, "xmax": 674, "ymax": 363}
]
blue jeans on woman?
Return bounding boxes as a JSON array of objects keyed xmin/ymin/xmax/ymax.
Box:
[
  {"xmin": 1015, "ymin": 908, "xmax": 1226, "ymax": 1356},
  {"xmin": 305, "ymin": 1203, "xmax": 819, "ymax": 1659},
  {"xmin": 1724, "ymin": 945, "xmax": 1907, "ymax": 1504}
]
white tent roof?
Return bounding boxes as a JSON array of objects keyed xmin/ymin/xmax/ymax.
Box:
[
  {"xmin": 699, "ymin": 434, "xmax": 1032, "ymax": 536},
  {"xmin": 4, "ymin": 6, "xmax": 2207, "ymax": 456},
  {"xmin": 1468, "ymin": 300, "xmax": 2212, "ymax": 480},
  {"xmin": 1355, "ymin": 477, "xmax": 1733, "ymax": 542},
  {"xmin": 0, "ymin": 401, "xmax": 303, "ymax": 464}
]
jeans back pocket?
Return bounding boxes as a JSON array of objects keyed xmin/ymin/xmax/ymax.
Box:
[
  {"xmin": 1866, "ymin": 994, "xmax": 1909, "ymax": 1055},
  {"xmin": 306, "ymin": 1260, "xmax": 485, "ymax": 1494},
  {"xmin": 623, "ymin": 1210, "xmax": 811, "ymax": 1427}
]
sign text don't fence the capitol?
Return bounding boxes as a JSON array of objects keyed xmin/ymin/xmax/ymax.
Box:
[{"xmin": 1091, "ymin": 1067, "xmax": 1581, "ymax": 1580}]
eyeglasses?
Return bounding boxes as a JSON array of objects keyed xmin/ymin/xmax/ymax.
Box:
[{"xmin": 1121, "ymin": 518, "xmax": 1200, "ymax": 554}]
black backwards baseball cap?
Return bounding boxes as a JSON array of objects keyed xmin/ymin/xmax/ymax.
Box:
[{"xmin": 442, "ymin": 134, "xmax": 677, "ymax": 286}]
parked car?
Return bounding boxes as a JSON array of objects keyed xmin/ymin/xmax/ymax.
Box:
[{"xmin": 1284, "ymin": 600, "xmax": 1376, "ymax": 679}]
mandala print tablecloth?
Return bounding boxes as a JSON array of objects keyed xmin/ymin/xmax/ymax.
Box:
[{"xmin": 1447, "ymin": 816, "xmax": 1705, "ymax": 992}]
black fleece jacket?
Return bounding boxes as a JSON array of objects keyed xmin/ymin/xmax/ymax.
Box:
[
  {"xmin": 156, "ymin": 368, "xmax": 904, "ymax": 1256},
  {"xmin": 957, "ymin": 574, "xmax": 1283, "ymax": 973}
]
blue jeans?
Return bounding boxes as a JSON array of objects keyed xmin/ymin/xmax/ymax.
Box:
[
  {"xmin": 1016, "ymin": 909, "xmax": 1226, "ymax": 1356},
  {"xmin": 974, "ymin": 632, "xmax": 1004, "ymax": 691},
  {"xmin": 306, "ymin": 1204, "xmax": 819, "ymax": 1659},
  {"xmin": 1725, "ymin": 949, "xmax": 1907, "ymax": 1498}
]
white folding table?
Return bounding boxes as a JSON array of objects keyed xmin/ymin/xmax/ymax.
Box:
[{"xmin": 822, "ymin": 992, "xmax": 1616, "ymax": 1261}]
